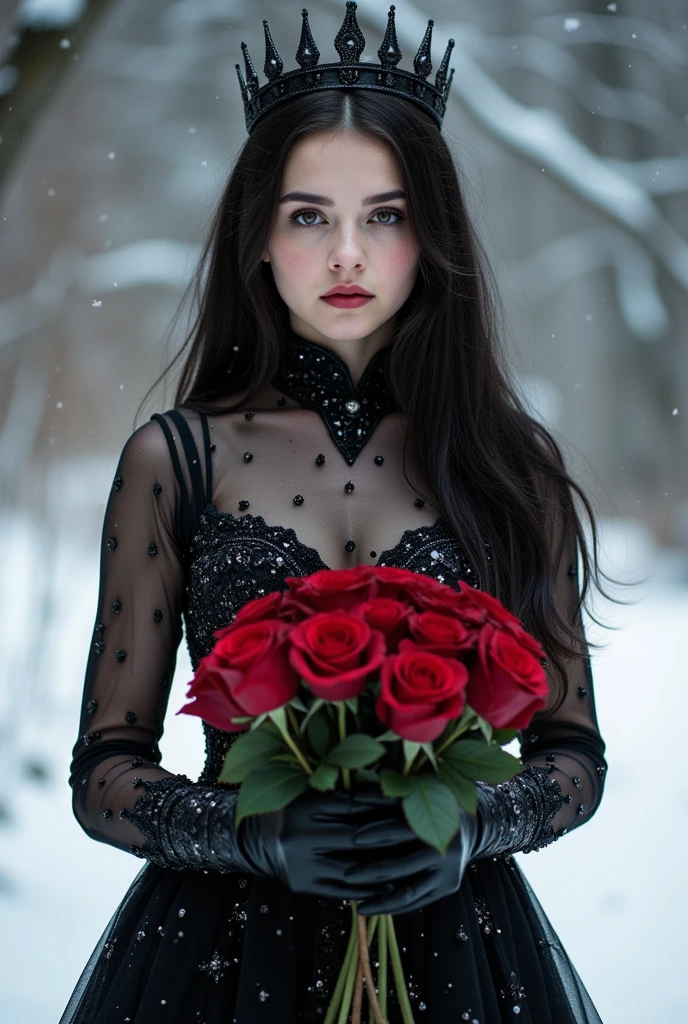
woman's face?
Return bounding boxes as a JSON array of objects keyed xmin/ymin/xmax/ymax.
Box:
[{"xmin": 263, "ymin": 130, "xmax": 420, "ymax": 350}]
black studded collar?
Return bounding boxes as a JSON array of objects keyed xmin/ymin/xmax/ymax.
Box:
[{"xmin": 270, "ymin": 328, "xmax": 399, "ymax": 466}]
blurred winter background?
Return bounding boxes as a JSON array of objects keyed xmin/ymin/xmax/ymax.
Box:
[{"xmin": 0, "ymin": 0, "xmax": 686, "ymax": 1020}]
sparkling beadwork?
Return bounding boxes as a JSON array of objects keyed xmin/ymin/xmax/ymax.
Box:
[
  {"xmin": 147, "ymin": 543, "xmax": 158, "ymax": 557},
  {"xmin": 238, "ymin": 500, "xmax": 250, "ymax": 511},
  {"xmin": 102, "ymin": 808, "xmax": 112, "ymax": 820},
  {"xmin": 276, "ymin": 396, "xmax": 286, "ymax": 407},
  {"xmin": 97, "ymin": 777, "xmax": 106, "ymax": 788},
  {"xmin": 244, "ymin": 411, "xmax": 254, "ymax": 419},
  {"xmin": 131, "ymin": 756, "xmax": 143, "ymax": 768},
  {"xmin": 567, "ymin": 563, "xmax": 576, "ymax": 577},
  {"xmin": 270, "ymin": 332, "xmax": 398, "ymax": 465},
  {"xmin": 243, "ymin": 452, "xmax": 253, "ymax": 462},
  {"xmin": 125, "ymin": 711, "xmax": 138, "ymax": 724},
  {"xmin": 83, "ymin": 731, "xmax": 101, "ymax": 745},
  {"xmin": 344, "ymin": 481, "xmax": 355, "ymax": 493},
  {"xmin": 374, "ymin": 455, "xmax": 384, "ymax": 465},
  {"xmin": 153, "ymin": 482, "xmax": 162, "ymax": 496},
  {"xmin": 93, "ymin": 641, "xmax": 105, "ymax": 655},
  {"xmin": 86, "ymin": 699, "xmax": 98, "ymax": 714},
  {"xmin": 107, "ymin": 537, "xmax": 117, "ymax": 550},
  {"xmin": 154, "ymin": 609, "xmax": 163, "ymax": 622},
  {"xmin": 344, "ymin": 399, "xmax": 360, "ymax": 415},
  {"xmin": 116, "ymin": 649, "xmax": 127, "ymax": 663},
  {"xmin": 577, "ymin": 802, "xmax": 586, "ymax": 815},
  {"xmin": 315, "ymin": 453, "xmax": 325, "ymax": 465},
  {"xmin": 132, "ymin": 776, "xmax": 143, "ymax": 787},
  {"xmin": 113, "ymin": 475, "xmax": 123, "ymax": 490},
  {"xmin": 112, "ymin": 599, "xmax": 122, "ymax": 613},
  {"xmin": 345, "ymin": 540, "xmax": 356, "ymax": 552},
  {"xmin": 578, "ymin": 686, "xmax": 588, "ymax": 698},
  {"xmin": 572, "ymin": 777, "xmax": 582, "ymax": 789},
  {"xmin": 414, "ymin": 497, "xmax": 425, "ymax": 507},
  {"xmin": 209, "ymin": 443, "xmax": 216, "ymax": 451}
]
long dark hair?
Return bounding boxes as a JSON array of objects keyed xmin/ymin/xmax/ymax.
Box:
[{"xmin": 137, "ymin": 89, "xmax": 640, "ymax": 713}]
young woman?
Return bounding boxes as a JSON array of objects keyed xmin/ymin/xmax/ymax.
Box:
[{"xmin": 60, "ymin": 6, "xmax": 621, "ymax": 1022}]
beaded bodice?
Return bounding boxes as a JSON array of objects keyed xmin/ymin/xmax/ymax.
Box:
[{"xmin": 68, "ymin": 328, "xmax": 607, "ymax": 861}]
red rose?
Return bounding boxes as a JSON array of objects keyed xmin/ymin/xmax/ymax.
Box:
[
  {"xmin": 214, "ymin": 590, "xmax": 285, "ymax": 638},
  {"xmin": 287, "ymin": 611, "xmax": 387, "ymax": 701},
  {"xmin": 455, "ymin": 581, "xmax": 523, "ymax": 631},
  {"xmin": 285, "ymin": 568, "xmax": 377, "ymax": 615},
  {"xmin": 407, "ymin": 610, "xmax": 475, "ymax": 656},
  {"xmin": 376, "ymin": 642, "xmax": 469, "ymax": 742},
  {"xmin": 359, "ymin": 565, "xmax": 424, "ymax": 603},
  {"xmin": 177, "ymin": 619, "xmax": 299, "ymax": 732},
  {"xmin": 354, "ymin": 598, "xmax": 411, "ymax": 652},
  {"xmin": 466, "ymin": 623, "xmax": 549, "ymax": 730}
]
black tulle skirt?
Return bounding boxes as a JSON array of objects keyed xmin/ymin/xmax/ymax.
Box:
[{"xmin": 58, "ymin": 855, "xmax": 603, "ymax": 1023}]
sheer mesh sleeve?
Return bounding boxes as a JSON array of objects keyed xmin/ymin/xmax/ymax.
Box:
[
  {"xmin": 68, "ymin": 419, "xmax": 190, "ymax": 854},
  {"xmin": 472, "ymin": 480, "xmax": 608, "ymax": 860},
  {"xmin": 68, "ymin": 419, "xmax": 254, "ymax": 873}
]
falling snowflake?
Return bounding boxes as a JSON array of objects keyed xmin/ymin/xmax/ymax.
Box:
[
  {"xmin": 92, "ymin": 300, "xmax": 102, "ymax": 308},
  {"xmin": 564, "ymin": 18, "xmax": 581, "ymax": 31}
]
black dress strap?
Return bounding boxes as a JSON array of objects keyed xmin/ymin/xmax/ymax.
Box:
[
  {"xmin": 164, "ymin": 409, "xmax": 208, "ymax": 516},
  {"xmin": 149, "ymin": 410, "xmax": 212, "ymax": 552}
]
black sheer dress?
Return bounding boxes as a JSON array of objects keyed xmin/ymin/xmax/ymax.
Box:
[{"xmin": 60, "ymin": 328, "xmax": 608, "ymax": 1023}]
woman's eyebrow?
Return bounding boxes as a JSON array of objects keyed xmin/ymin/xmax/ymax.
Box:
[{"xmin": 278, "ymin": 189, "xmax": 406, "ymax": 207}]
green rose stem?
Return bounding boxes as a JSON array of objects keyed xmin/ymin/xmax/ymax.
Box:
[
  {"xmin": 337, "ymin": 701, "xmax": 351, "ymax": 790},
  {"xmin": 377, "ymin": 913, "xmax": 388, "ymax": 1022},
  {"xmin": 414, "ymin": 720, "xmax": 469, "ymax": 772},
  {"xmin": 324, "ymin": 906, "xmax": 358, "ymax": 1024},
  {"xmin": 354, "ymin": 913, "xmax": 387, "ymax": 1024},
  {"xmin": 337, "ymin": 903, "xmax": 361, "ymax": 1024},
  {"xmin": 387, "ymin": 915, "xmax": 415, "ymax": 1024},
  {"xmin": 281, "ymin": 706, "xmax": 313, "ymax": 776}
]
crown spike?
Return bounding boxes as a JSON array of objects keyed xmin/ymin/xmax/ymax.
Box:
[
  {"xmin": 334, "ymin": 1, "xmax": 366, "ymax": 66},
  {"xmin": 378, "ymin": 5, "xmax": 402, "ymax": 69},
  {"xmin": 295, "ymin": 8, "xmax": 320, "ymax": 70},
  {"xmin": 435, "ymin": 37, "xmax": 454, "ymax": 94},
  {"xmin": 235, "ymin": 63, "xmax": 248, "ymax": 107},
  {"xmin": 413, "ymin": 19, "xmax": 434, "ymax": 80},
  {"xmin": 263, "ymin": 19, "xmax": 284, "ymax": 81},
  {"xmin": 241, "ymin": 41, "xmax": 259, "ymax": 95}
]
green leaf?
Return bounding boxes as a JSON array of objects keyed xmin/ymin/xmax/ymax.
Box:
[
  {"xmin": 305, "ymin": 711, "xmax": 333, "ymax": 759},
  {"xmin": 442, "ymin": 738, "xmax": 522, "ymax": 783},
  {"xmin": 289, "ymin": 695, "xmax": 309, "ymax": 713},
  {"xmin": 491, "ymin": 727, "xmax": 519, "ymax": 745},
  {"xmin": 299, "ymin": 698, "xmax": 326, "ymax": 735},
  {"xmin": 268, "ymin": 705, "xmax": 288, "ymax": 736},
  {"xmin": 419, "ymin": 742, "xmax": 438, "ymax": 770},
  {"xmin": 229, "ymin": 715, "xmax": 253, "ymax": 724},
  {"xmin": 379, "ymin": 768, "xmax": 414, "ymax": 798},
  {"xmin": 324, "ymin": 733, "xmax": 386, "ymax": 769},
  {"xmin": 436, "ymin": 760, "xmax": 478, "ymax": 814},
  {"xmin": 375, "ymin": 730, "xmax": 401, "ymax": 743},
  {"xmin": 249, "ymin": 711, "xmax": 271, "ymax": 731},
  {"xmin": 401, "ymin": 776, "xmax": 459, "ymax": 854},
  {"xmin": 218, "ymin": 728, "xmax": 287, "ymax": 784},
  {"xmin": 345, "ymin": 697, "xmax": 359, "ymax": 714},
  {"xmin": 235, "ymin": 765, "xmax": 309, "ymax": 826},
  {"xmin": 308, "ymin": 764, "xmax": 339, "ymax": 791},
  {"xmin": 269, "ymin": 752, "xmax": 301, "ymax": 764},
  {"xmin": 474, "ymin": 713, "xmax": 493, "ymax": 743},
  {"xmin": 353, "ymin": 768, "xmax": 380, "ymax": 787},
  {"xmin": 402, "ymin": 740, "xmax": 421, "ymax": 771}
]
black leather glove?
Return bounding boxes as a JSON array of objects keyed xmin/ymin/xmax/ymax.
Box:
[
  {"xmin": 341, "ymin": 764, "xmax": 565, "ymax": 916},
  {"xmin": 124, "ymin": 774, "xmax": 411, "ymax": 902}
]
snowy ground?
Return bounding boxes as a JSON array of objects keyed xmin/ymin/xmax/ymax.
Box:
[{"xmin": 0, "ymin": 508, "xmax": 686, "ymax": 1023}]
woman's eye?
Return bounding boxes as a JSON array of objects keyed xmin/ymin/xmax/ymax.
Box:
[{"xmin": 290, "ymin": 208, "xmax": 404, "ymax": 228}]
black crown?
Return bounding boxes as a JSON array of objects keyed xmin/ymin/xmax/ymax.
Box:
[{"xmin": 235, "ymin": 3, "xmax": 455, "ymax": 134}]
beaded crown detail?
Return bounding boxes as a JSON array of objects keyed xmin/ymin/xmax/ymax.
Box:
[{"xmin": 235, "ymin": 2, "xmax": 455, "ymax": 134}]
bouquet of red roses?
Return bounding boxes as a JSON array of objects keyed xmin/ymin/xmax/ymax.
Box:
[{"xmin": 177, "ymin": 565, "xmax": 550, "ymax": 1024}]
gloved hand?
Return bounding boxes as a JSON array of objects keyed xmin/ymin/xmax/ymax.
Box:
[
  {"xmin": 236, "ymin": 786, "xmax": 424, "ymax": 902},
  {"xmin": 343, "ymin": 800, "xmax": 481, "ymax": 915}
]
